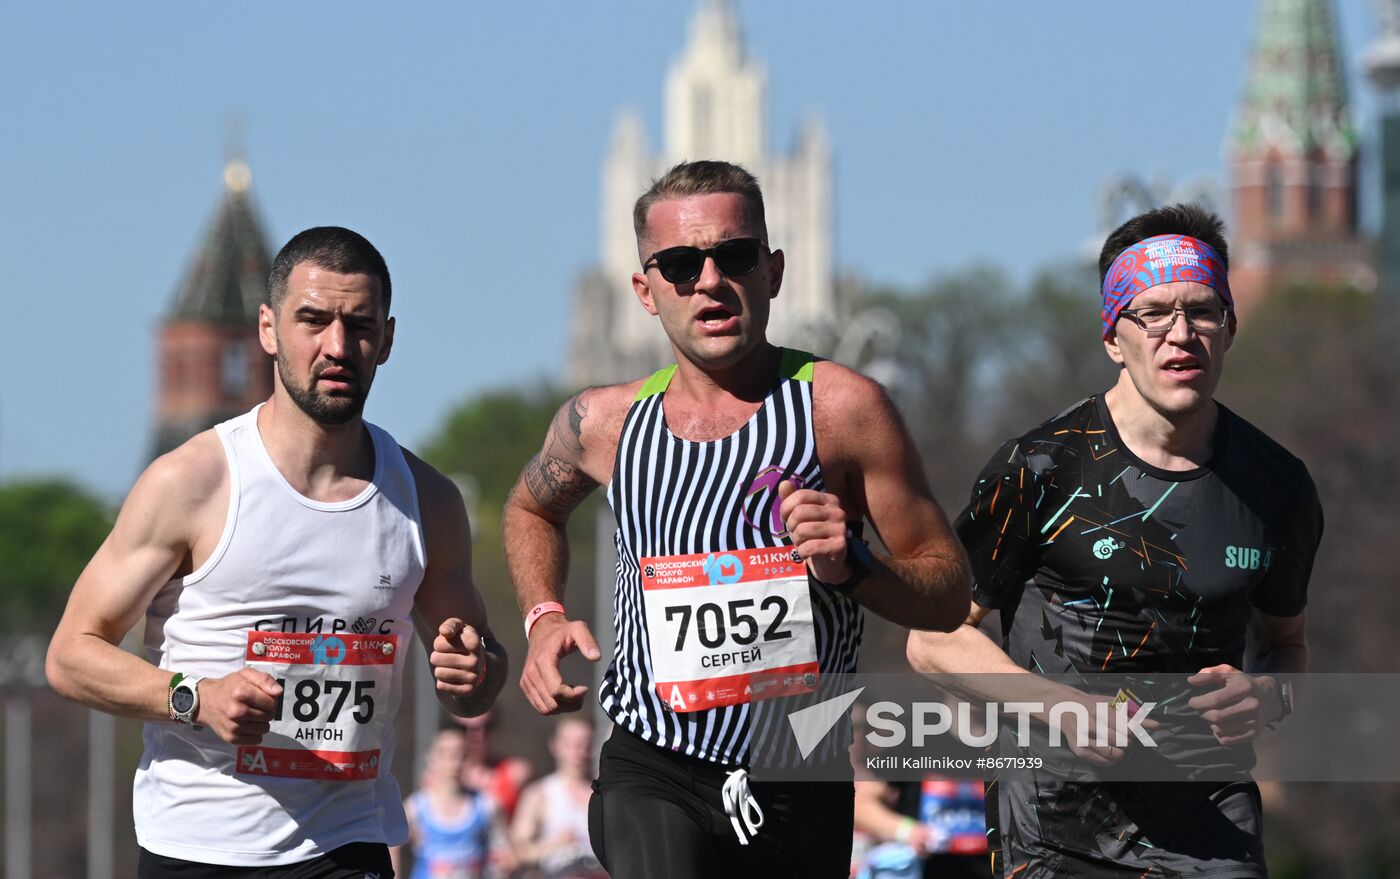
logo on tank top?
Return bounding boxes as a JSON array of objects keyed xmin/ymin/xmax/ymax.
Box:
[
  {"xmin": 1225, "ymin": 545, "xmax": 1272, "ymax": 571},
  {"xmin": 1092, "ymin": 537, "xmax": 1126, "ymax": 560},
  {"xmin": 741, "ymin": 465, "xmax": 804, "ymax": 536},
  {"xmin": 253, "ymin": 615, "xmax": 397, "ymax": 635}
]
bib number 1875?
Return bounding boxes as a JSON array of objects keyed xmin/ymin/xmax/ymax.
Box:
[{"xmin": 270, "ymin": 679, "xmax": 376, "ymax": 724}]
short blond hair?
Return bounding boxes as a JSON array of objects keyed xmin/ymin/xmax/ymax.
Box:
[{"xmin": 633, "ymin": 160, "xmax": 767, "ymax": 253}]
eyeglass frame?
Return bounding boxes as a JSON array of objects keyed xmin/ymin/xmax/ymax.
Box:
[
  {"xmin": 1116, "ymin": 303, "xmax": 1231, "ymax": 337},
  {"xmin": 641, "ymin": 237, "xmax": 770, "ymax": 285}
]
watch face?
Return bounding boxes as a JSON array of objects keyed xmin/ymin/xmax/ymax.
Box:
[{"xmin": 172, "ymin": 687, "xmax": 195, "ymax": 714}]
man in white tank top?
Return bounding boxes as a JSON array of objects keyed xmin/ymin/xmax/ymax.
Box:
[
  {"xmin": 48, "ymin": 226, "xmax": 508, "ymax": 878},
  {"xmin": 510, "ymin": 717, "xmax": 602, "ymax": 878},
  {"xmin": 502, "ymin": 161, "xmax": 973, "ymax": 878}
]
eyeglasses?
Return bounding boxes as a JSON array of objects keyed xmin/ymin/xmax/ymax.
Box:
[
  {"xmin": 1118, "ymin": 304, "xmax": 1230, "ymax": 336},
  {"xmin": 642, "ymin": 237, "xmax": 767, "ymax": 285}
]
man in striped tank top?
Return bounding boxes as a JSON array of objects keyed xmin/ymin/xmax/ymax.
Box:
[
  {"xmin": 49, "ymin": 227, "xmax": 509, "ymax": 877},
  {"xmin": 504, "ymin": 161, "xmax": 972, "ymax": 878}
]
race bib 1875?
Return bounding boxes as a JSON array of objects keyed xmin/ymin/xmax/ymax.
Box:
[
  {"xmin": 641, "ymin": 548, "xmax": 819, "ymax": 712},
  {"xmin": 235, "ymin": 631, "xmax": 398, "ymax": 782}
]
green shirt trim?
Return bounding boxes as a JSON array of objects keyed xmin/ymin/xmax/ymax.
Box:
[{"xmin": 632, "ymin": 348, "xmax": 816, "ymax": 401}]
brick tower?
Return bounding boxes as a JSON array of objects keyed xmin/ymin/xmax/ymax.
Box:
[
  {"xmin": 152, "ymin": 159, "xmax": 274, "ymax": 457},
  {"xmin": 1228, "ymin": 0, "xmax": 1375, "ymax": 307}
]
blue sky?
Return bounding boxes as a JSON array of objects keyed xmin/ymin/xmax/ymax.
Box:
[{"xmin": 0, "ymin": 1, "xmax": 1381, "ymax": 498}]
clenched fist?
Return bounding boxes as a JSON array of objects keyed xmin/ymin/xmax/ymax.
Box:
[
  {"xmin": 778, "ymin": 480, "xmax": 852, "ymax": 585},
  {"xmin": 431, "ymin": 618, "xmax": 488, "ymax": 698},
  {"xmin": 197, "ymin": 669, "xmax": 284, "ymax": 746}
]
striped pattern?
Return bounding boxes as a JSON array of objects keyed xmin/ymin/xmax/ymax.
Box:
[{"xmin": 600, "ymin": 349, "xmax": 864, "ymax": 766}]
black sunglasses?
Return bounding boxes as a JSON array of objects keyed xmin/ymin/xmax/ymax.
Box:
[{"xmin": 642, "ymin": 237, "xmax": 768, "ymax": 285}]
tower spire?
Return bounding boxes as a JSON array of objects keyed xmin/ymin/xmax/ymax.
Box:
[
  {"xmin": 664, "ymin": 0, "xmax": 766, "ymax": 164},
  {"xmin": 223, "ymin": 113, "xmax": 252, "ymax": 193},
  {"xmin": 153, "ymin": 153, "xmax": 275, "ymax": 458},
  {"xmin": 1227, "ymin": 0, "xmax": 1372, "ymax": 304},
  {"xmin": 1230, "ymin": 0, "xmax": 1356, "ymax": 162}
]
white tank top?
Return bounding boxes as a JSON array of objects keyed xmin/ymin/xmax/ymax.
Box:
[
  {"xmin": 535, "ymin": 774, "xmax": 593, "ymax": 862},
  {"xmin": 134, "ymin": 404, "xmax": 427, "ymax": 866}
]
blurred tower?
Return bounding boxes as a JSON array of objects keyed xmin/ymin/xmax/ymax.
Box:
[
  {"xmin": 567, "ymin": 0, "xmax": 836, "ymax": 386},
  {"xmin": 1366, "ymin": 0, "xmax": 1400, "ymax": 297},
  {"xmin": 152, "ymin": 158, "xmax": 274, "ymax": 457},
  {"xmin": 1228, "ymin": 0, "xmax": 1375, "ymax": 306}
]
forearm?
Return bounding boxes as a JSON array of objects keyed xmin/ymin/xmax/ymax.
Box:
[
  {"xmin": 503, "ymin": 499, "xmax": 573, "ymax": 615},
  {"xmin": 1244, "ymin": 641, "xmax": 1307, "ymax": 724},
  {"xmin": 906, "ymin": 624, "xmax": 1079, "ymax": 707},
  {"xmin": 1243, "ymin": 613, "xmax": 1308, "ymax": 723},
  {"xmin": 852, "ymin": 552, "xmax": 971, "ymax": 632},
  {"xmin": 1245, "ymin": 643, "xmax": 1307, "ymax": 675},
  {"xmin": 47, "ymin": 631, "xmax": 173, "ymax": 722},
  {"xmin": 852, "ymin": 783, "xmax": 909, "ymax": 841},
  {"xmin": 510, "ymin": 832, "xmax": 547, "ymax": 867}
]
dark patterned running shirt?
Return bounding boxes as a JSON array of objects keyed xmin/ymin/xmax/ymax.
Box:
[{"xmin": 958, "ymin": 395, "xmax": 1322, "ymax": 878}]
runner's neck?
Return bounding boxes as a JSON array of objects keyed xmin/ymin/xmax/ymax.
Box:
[
  {"xmin": 1103, "ymin": 380, "xmax": 1219, "ymax": 471},
  {"xmin": 258, "ymin": 395, "xmax": 376, "ymax": 498},
  {"xmin": 666, "ymin": 342, "xmax": 782, "ymax": 406}
]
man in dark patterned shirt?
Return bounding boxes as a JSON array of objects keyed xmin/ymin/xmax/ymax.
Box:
[{"xmin": 907, "ymin": 204, "xmax": 1323, "ymax": 877}]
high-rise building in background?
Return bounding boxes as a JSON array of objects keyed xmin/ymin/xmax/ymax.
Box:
[
  {"xmin": 1228, "ymin": 0, "xmax": 1376, "ymax": 305},
  {"xmin": 567, "ymin": 0, "xmax": 838, "ymax": 386},
  {"xmin": 1366, "ymin": 0, "xmax": 1400, "ymax": 298},
  {"xmin": 152, "ymin": 158, "xmax": 274, "ymax": 458}
]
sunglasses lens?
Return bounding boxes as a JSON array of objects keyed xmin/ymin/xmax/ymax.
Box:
[
  {"xmin": 714, "ymin": 239, "xmax": 762, "ymax": 277},
  {"xmin": 650, "ymin": 239, "xmax": 764, "ymax": 283},
  {"xmin": 656, "ymin": 249, "xmax": 706, "ymax": 284}
]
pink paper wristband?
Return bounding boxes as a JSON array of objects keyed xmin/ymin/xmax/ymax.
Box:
[{"xmin": 524, "ymin": 602, "xmax": 566, "ymax": 639}]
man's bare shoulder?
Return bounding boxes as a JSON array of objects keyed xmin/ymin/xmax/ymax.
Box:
[
  {"xmin": 400, "ymin": 449, "xmax": 468, "ymax": 521},
  {"xmin": 511, "ymin": 381, "xmax": 641, "ymax": 513},
  {"xmin": 569, "ymin": 381, "xmax": 643, "ymax": 450},
  {"xmin": 143, "ymin": 429, "xmax": 228, "ymax": 509},
  {"xmin": 117, "ymin": 429, "xmax": 228, "ymax": 545},
  {"xmin": 811, "ymin": 360, "xmax": 903, "ymax": 433}
]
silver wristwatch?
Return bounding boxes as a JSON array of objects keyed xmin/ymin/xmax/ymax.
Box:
[{"xmin": 168, "ymin": 673, "xmax": 202, "ymax": 726}]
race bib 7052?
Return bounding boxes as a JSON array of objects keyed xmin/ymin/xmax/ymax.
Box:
[{"xmin": 641, "ymin": 548, "xmax": 819, "ymax": 712}]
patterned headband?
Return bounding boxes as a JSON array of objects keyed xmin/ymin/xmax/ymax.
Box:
[{"xmin": 1100, "ymin": 234, "xmax": 1233, "ymax": 339}]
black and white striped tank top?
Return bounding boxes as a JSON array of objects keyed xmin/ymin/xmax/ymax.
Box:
[{"xmin": 599, "ymin": 348, "xmax": 864, "ymax": 765}]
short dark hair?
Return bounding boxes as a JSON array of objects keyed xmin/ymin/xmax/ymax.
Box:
[
  {"xmin": 268, "ymin": 226, "xmax": 392, "ymax": 315},
  {"xmin": 1098, "ymin": 204, "xmax": 1230, "ymax": 284},
  {"xmin": 632, "ymin": 160, "xmax": 768, "ymax": 254}
]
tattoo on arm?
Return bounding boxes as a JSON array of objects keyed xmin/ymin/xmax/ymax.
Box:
[
  {"xmin": 521, "ymin": 389, "xmax": 600, "ymax": 514},
  {"xmin": 562, "ymin": 391, "xmax": 588, "ymax": 456},
  {"xmin": 522, "ymin": 451, "xmax": 599, "ymax": 513}
]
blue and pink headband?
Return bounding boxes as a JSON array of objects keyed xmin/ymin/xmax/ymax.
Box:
[{"xmin": 1100, "ymin": 234, "xmax": 1233, "ymax": 339}]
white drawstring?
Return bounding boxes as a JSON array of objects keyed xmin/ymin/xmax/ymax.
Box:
[{"xmin": 721, "ymin": 768, "xmax": 765, "ymax": 845}]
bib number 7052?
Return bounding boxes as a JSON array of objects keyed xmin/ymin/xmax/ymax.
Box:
[{"xmin": 664, "ymin": 596, "xmax": 792, "ymax": 651}]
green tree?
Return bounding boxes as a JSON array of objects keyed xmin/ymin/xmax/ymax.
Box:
[
  {"xmin": 1217, "ymin": 284, "xmax": 1400, "ymax": 873},
  {"xmin": 417, "ymin": 383, "xmax": 585, "ymax": 618},
  {"xmin": 995, "ymin": 262, "xmax": 1117, "ymax": 440},
  {"xmin": 0, "ymin": 479, "xmax": 113, "ymax": 633},
  {"xmin": 420, "ymin": 385, "xmax": 568, "ymax": 518},
  {"xmin": 861, "ymin": 265, "xmax": 1018, "ymax": 497},
  {"xmin": 417, "ymin": 384, "xmax": 608, "ymax": 764}
]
